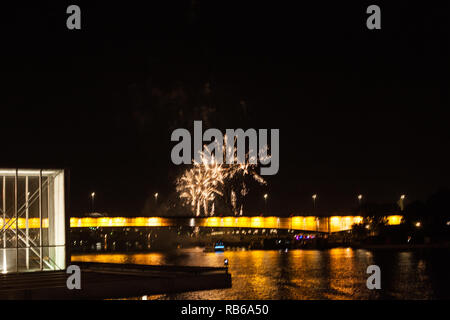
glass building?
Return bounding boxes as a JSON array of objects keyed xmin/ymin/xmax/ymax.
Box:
[{"xmin": 0, "ymin": 169, "xmax": 67, "ymax": 273}]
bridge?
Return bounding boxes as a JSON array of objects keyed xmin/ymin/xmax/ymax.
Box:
[{"xmin": 69, "ymin": 215, "xmax": 403, "ymax": 233}]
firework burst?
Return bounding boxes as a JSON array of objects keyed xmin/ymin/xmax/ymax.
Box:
[{"xmin": 176, "ymin": 135, "xmax": 268, "ymax": 216}]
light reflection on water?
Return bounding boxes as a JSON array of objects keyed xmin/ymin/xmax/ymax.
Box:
[{"xmin": 72, "ymin": 247, "xmax": 442, "ymax": 300}]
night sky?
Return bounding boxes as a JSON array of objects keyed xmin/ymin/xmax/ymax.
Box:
[{"xmin": 1, "ymin": 1, "xmax": 448, "ymax": 216}]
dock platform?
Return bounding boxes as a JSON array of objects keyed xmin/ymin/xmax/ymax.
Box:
[{"xmin": 0, "ymin": 262, "xmax": 232, "ymax": 299}]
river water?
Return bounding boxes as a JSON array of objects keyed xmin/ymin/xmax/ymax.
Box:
[{"xmin": 71, "ymin": 247, "xmax": 449, "ymax": 299}]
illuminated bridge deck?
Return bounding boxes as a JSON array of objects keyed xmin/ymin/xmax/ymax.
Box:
[{"xmin": 69, "ymin": 215, "xmax": 403, "ymax": 233}]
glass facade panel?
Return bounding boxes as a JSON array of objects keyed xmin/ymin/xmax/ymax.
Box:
[{"xmin": 0, "ymin": 169, "xmax": 66, "ymax": 273}]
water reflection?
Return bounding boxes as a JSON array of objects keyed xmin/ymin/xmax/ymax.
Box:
[{"xmin": 72, "ymin": 248, "xmax": 443, "ymax": 300}]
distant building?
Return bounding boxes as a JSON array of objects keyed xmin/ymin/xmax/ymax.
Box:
[{"xmin": 0, "ymin": 169, "xmax": 67, "ymax": 273}]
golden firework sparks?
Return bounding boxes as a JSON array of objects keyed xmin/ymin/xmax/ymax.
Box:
[{"xmin": 176, "ymin": 135, "xmax": 269, "ymax": 216}]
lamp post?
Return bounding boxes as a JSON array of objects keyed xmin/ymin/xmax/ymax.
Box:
[
  {"xmin": 224, "ymin": 258, "xmax": 229, "ymax": 274},
  {"xmin": 358, "ymin": 194, "xmax": 362, "ymax": 207},
  {"xmin": 312, "ymin": 194, "xmax": 317, "ymax": 211},
  {"xmin": 399, "ymin": 194, "xmax": 406, "ymax": 211},
  {"xmin": 154, "ymin": 192, "xmax": 159, "ymax": 205},
  {"xmin": 263, "ymin": 193, "xmax": 268, "ymax": 216},
  {"xmin": 91, "ymin": 192, "xmax": 95, "ymax": 213}
]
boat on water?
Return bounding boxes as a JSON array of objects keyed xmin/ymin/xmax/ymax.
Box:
[
  {"xmin": 214, "ymin": 241, "xmax": 225, "ymax": 251},
  {"xmin": 203, "ymin": 241, "xmax": 225, "ymax": 252}
]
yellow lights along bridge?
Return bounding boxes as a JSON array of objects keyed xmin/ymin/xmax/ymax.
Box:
[{"xmin": 68, "ymin": 215, "xmax": 403, "ymax": 233}]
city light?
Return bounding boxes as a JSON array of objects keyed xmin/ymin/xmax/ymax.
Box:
[
  {"xmin": 399, "ymin": 194, "xmax": 406, "ymax": 211},
  {"xmin": 91, "ymin": 192, "xmax": 96, "ymax": 214},
  {"xmin": 387, "ymin": 215, "xmax": 403, "ymax": 225},
  {"xmin": 357, "ymin": 194, "xmax": 363, "ymax": 207}
]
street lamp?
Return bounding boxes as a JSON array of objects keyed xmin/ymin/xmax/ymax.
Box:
[
  {"xmin": 312, "ymin": 194, "xmax": 317, "ymax": 210},
  {"xmin": 358, "ymin": 194, "xmax": 363, "ymax": 209},
  {"xmin": 263, "ymin": 193, "xmax": 268, "ymax": 215},
  {"xmin": 91, "ymin": 192, "xmax": 96, "ymax": 213},
  {"xmin": 224, "ymin": 258, "xmax": 229, "ymax": 274},
  {"xmin": 399, "ymin": 194, "xmax": 406, "ymax": 211},
  {"xmin": 154, "ymin": 192, "xmax": 159, "ymax": 205}
]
